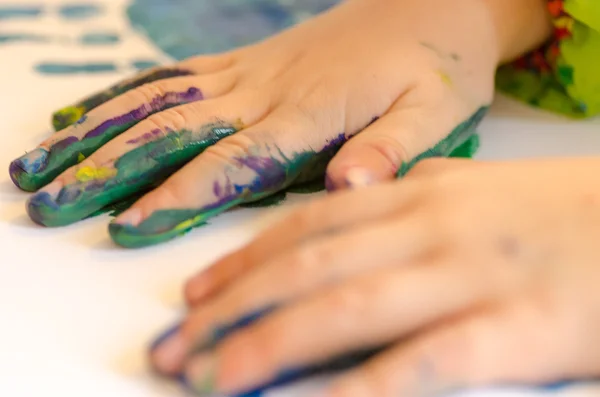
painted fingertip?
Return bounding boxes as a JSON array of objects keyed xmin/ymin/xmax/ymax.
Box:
[
  {"xmin": 344, "ymin": 168, "xmax": 373, "ymax": 189},
  {"xmin": 26, "ymin": 180, "xmax": 63, "ymax": 226},
  {"xmin": 151, "ymin": 327, "xmax": 189, "ymax": 375},
  {"xmin": 9, "ymin": 148, "xmax": 50, "ymax": 191},
  {"xmin": 184, "ymin": 353, "xmax": 216, "ymax": 394},
  {"xmin": 52, "ymin": 105, "xmax": 86, "ymax": 131},
  {"xmin": 109, "ymin": 209, "xmax": 208, "ymax": 248}
]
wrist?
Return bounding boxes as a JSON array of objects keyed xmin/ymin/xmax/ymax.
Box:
[{"xmin": 481, "ymin": 0, "xmax": 553, "ymax": 63}]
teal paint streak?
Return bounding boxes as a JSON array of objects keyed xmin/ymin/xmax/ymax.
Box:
[
  {"xmin": 79, "ymin": 32, "xmax": 120, "ymax": 45},
  {"xmin": 0, "ymin": 34, "xmax": 50, "ymax": 44},
  {"xmin": 131, "ymin": 60, "xmax": 161, "ymax": 71},
  {"xmin": 0, "ymin": 6, "xmax": 43, "ymax": 20},
  {"xmin": 58, "ymin": 3, "xmax": 103, "ymax": 19},
  {"xmin": 109, "ymin": 134, "xmax": 347, "ymax": 248},
  {"xmin": 127, "ymin": 0, "xmax": 340, "ymax": 60},
  {"xmin": 26, "ymin": 123, "xmax": 240, "ymax": 228},
  {"xmin": 0, "ymin": 32, "xmax": 120, "ymax": 45},
  {"xmin": 35, "ymin": 62, "xmax": 118, "ymax": 75}
]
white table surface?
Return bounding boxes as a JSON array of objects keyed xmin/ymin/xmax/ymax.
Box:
[{"xmin": 1, "ymin": 0, "xmax": 600, "ymax": 396}]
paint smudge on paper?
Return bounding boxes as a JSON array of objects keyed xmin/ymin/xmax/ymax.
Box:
[
  {"xmin": 127, "ymin": 0, "xmax": 341, "ymax": 60},
  {"xmin": 58, "ymin": 3, "xmax": 103, "ymax": 19},
  {"xmin": 35, "ymin": 62, "xmax": 118, "ymax": 75},
  {"xmin": 0, "ymin": 6, "xmax": 43, "ymax": 20}
]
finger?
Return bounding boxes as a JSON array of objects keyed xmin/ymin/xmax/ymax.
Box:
[
  {"xmin": 10, "ymin": 71, "xmax": 236, "ymax": 192},
  {"xmin": 51, "ymin": 54, "xmax": 234, "ymax": 130},
  {"xmin": 325, "ymin": 79, "xmax": 488, "ymax": 190},
  {"xmin": 107, "ymin": 108, "xmax": 351, "ymax": 248},
  {"xmin": 151, "ymin": 260, "xmax": 487, "ymax": 393},
  {"xmin": 185, "ymin": 209, "xmax": 433, "ymax": 324},
  {"xmin": 25, "ymin": 90, "xmax": 265, "ymax": 228},
  {"xmin": 322, "ymin": 304, "xmax": 567, "ymax": 397},
  {"xmin": 185, "ymin": 210, "xmax": 434, "ymax": 319},
  {"xmin": 184, "ymin": 181, "xmax": 417, "ymax": 306}
]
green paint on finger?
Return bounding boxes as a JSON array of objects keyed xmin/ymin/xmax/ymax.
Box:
[
  {"xmin": 51, "ymin": 68, "xmax": 195, "ymax": 131},
  {"xmin": 26, "ymin": 121, "xmax": 242, "ymax": 228},
  {"xmin": 396, "ymin": 106, "xmax": 488, "ymax": 177},
  {"xmin": 108, "ymin": 134, "xmax": 348, "ymax": 248}
]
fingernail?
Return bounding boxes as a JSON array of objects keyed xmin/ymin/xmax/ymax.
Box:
[
  {"xmin": 184, "ymin": 353, "xmax": 216, "ymax": 394},
  {"xmin": 114, "ymin": 208, "xmax": 142, "ymax": 226},
  {"xmin": 151, "ymin": 327, "xmax": 189, "ymax": 374},
  {"xmin": 9, "ymin": 148, "xmax": 50, "ymax": 187},
  {"xmin": 26, "ymin": 180, "xmax": 64, "ymax": 226},
  {"xmin": 344, "ymin": 168, "xmax": 373, "ymax": 188}
]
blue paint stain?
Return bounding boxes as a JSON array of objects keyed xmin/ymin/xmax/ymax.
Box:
[
  {"xmin": 131, "ymin": 59, "xmax": 161, "ymax": 71},
  {"xmin": 206, "ymin": 306, "xmax": 275, "ymax": 349},
  {"xmin": 0, "ymin": 6, "xmax": 43, "ymax": 19},
  {"xmin": 0, "ymin": 32, "xmax": 119, "ymax": 45},
  {"xmin": 79, "ymin": 32, "xmax": 120, "ymax": 45},
  {"xmin": 127, "ymin": 0, "xmax": 341, "ymax": 60},
  {"xmin": 58, "ymin": 3, "xmax": 103, "ymax": 19},
  {"xmin": 75, "ymin": 115, "xmax": 88, "ymax": 125},
  {"xmin": 35, "ymin": 62, "xmax": 118, "ymax": 75},
  {"xmin": 0, "ymin": 34, "xmax": 49, "ymax": 44},
  {"xmin": 539, "ymin": 381, "xmax": 576, "ymax": 391}
]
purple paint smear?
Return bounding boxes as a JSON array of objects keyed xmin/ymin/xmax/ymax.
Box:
[
  {"xmin": 84, "ymin": 87, "xmax": 203, "ymax": 139},
  {"xmin": 51, "ymin": 136, "xmax": 80, "ymax": 153},
  {"xmin": 126, "ymin": 128, "xmax": 164, "ymax": 145}
]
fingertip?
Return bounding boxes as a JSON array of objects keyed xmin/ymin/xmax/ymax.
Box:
[
  {"xmin": 26, "ymin": 180, "xmax": 64, "ymax": 226},
  {"xmin": 109, "ymin": 208, "xmax": 207, "ymax": 248},
  {"xmin": 149, "ymin": 324, "xmax": 189, "ymax": 375},
  {"xmin": 184, "ymin": 274, "xmax": 208, "ymax": 306},
  {"xmin": 9, "ymin": 148, "xmax": 50, "ymax": 192},
  {"xmin": 113, "ymin": 207, "xmax": 142, "ymax": 226},
  {"xmin": 326, "ymin": 144, "xmax": 399, "ymax": 191}
]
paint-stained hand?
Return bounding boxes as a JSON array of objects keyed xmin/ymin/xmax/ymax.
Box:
[
  {"xmin": 151, "ymin": 157, "xmax": 600, "ymax": 396},
  {"xmin": 9, "ymin": 0, "xmax": 499, "ymax": 247}
]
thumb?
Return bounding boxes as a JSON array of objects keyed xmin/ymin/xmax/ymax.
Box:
[{"xmin": 325, "ymin": 105, "xmax": 486, "ymax": 190}]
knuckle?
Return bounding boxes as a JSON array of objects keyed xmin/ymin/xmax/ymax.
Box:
[
  {"xmin": 202, "ymin": 133, "xmax": 258, "ymax": 166},
  {"xmin": 127, "ymin": 82, "xmax": 165, "ymax": 104},
  {"xmin": 365, "ymin": 134, "xmax": 412, "ymax": 170},
  {"xmin": 145, "ymin": 107, "xmax": 188, "ymax": 132}
]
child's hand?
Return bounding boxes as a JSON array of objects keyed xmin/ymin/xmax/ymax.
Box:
[
  {"xmin": 152, "ymin": 157, "xmax": 600, "ymax": 396},
  {"xmin": 9, "ymin": 0, "xmax": 504, "ymax": 247}
]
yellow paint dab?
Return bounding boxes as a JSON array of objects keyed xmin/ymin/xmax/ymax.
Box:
[
  {"xmin": 174, "ymin": 214, "xmax": 204, "ymax": 232},
  {"xmin": 75, "ymin": 166, "xmax": 116, "ymax": 182},
  {"xmin": 233, "ymin": 118, "xmax": 246, "ymax": 130},
  {"xmin": 437, "ymin": 71, "xmax": 453, "ymax": 87},
  {"xmin": 77, "ymin": 153, "xmax": 85, "ymax": 163}
]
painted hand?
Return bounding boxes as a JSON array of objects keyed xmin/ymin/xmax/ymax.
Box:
[
  {"xmin": 151, "ymin": 157, "xmax": 600, "ymax": 396},
  {"xmin": 9, "ymin": 0, "xmax": 497, "ymax": 247}
]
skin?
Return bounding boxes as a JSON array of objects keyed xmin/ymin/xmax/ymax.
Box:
[
  {"xmin": 10, "ymin": 0, "xmax": 551, "ymax": 247},
  {"xmin": 150, "ymin": 157, "xmax": 600, "ymax": 396}
]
